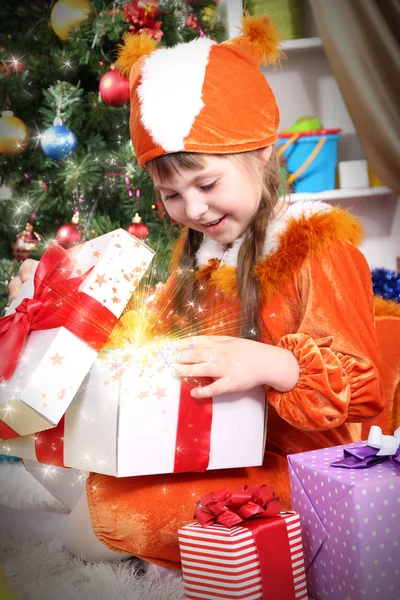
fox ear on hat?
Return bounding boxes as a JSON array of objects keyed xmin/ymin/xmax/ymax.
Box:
[
  {"xmin": 114, "ymin": 32, "xmax": 159, "ymax": 76},
  {"xmin": 114, "ymin": 14, "xmax": 281, "ymax": 75},
  {"xmin": 223, "ymin": 13, "xmax": 283, "ymax": 68}
]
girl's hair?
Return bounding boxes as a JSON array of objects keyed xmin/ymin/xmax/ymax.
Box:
[{"xmin": 146, "ymin": 148, "xmax": 282, "ymax": 340}]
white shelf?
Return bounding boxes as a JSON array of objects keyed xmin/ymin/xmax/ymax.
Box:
[
  {"xmin": 287, "ymin": 186, "xmax": 396, "ymax": 203},
  {"xmin": 280, "ymin": 37, "xmax": 322, "ymax": 51}
]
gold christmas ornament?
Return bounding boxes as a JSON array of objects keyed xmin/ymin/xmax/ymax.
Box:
[
  {"xmin": 50, "ymin": 0, "xmax": 92, "ymax": 41},
  {"xmin": 0, "ymin": 110, "xmax": 29, "ymax": 155}
]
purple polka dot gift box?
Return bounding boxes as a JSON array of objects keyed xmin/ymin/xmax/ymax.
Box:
[{"xmin": 288, "ymin": 430, "xmax": 400, "ymax": 600}]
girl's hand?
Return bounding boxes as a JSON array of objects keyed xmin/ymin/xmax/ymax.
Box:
[
  {"xmin": 8, "ymin": 259, "xmax": 38, "ymax": 302},
  {"xmin": 173, "ymin": 335, "xmax": 299, "ymax": 398}
]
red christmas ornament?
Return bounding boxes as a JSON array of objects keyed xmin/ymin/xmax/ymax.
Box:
[
  {"xmin": 99, "ymin": 69, "xmax": 130, "ymax": 106},
  {"xmin": 154, "ymin": 200, "xmax": 167, "ymax": 218},
  {"xmin": 186, "ymin": 14, "xmax": 199, "ymax": 29},
  {"xmin": 56, "ymin": 212, "xmax": 83, "ymax": 248},
  {"xmin": 127, "ymin": 213, "xmax": 149, "ymax": 241}
]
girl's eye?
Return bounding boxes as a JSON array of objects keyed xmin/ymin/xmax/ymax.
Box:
[
  {"xmin": 164, "ymin": 192, "xmax": 179, "ymax": 200},
  {"xmin": 200, "ymin": 181, "xmax": 217, "ymax": 192}
]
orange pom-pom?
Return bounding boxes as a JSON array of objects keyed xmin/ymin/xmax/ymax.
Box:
[
  {"xmin": 114, "ymin": 32, "xmax": 159, "ymax": 75},
  {"xmin": 240, "ymin": 13, "xmax": 282, "ymax": 66}
]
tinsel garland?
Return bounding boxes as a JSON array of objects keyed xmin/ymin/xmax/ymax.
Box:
[{"xmin": 371, "ymin": 268, "xmax": 400, "ymax": 303}]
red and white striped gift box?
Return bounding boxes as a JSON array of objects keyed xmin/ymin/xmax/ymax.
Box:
[{"xmin": 178, "ymin": 512, "xmax": 308, "ymax": 600}]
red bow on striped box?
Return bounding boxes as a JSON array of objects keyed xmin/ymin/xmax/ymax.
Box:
[{"xmin": 178, "ymin": 485, "xmax": 308, "ymax": 600}]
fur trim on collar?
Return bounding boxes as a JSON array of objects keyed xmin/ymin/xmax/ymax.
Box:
[
  {"xmin": 196, "ymin": 200, "xmax": 331, "ymax": 267},
  {"xmin": 374, "ymin": 295, "xmax": 400, "ymax": 319},
  {"xmin": 255, "ymin": 203, "xmax": 363, "ymax": 302},
  {"xmin": 195, "ymin": 201, "xmax": 364, "ymax": 300}
]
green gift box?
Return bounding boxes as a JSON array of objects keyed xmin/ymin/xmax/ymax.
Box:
[{"xmin": 243, "ymin": 0, "xmax": 305, "ymax": 40}]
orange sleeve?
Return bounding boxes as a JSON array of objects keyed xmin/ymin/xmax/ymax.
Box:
[{"xmin": 267, "ymin": 240, "xmax": 384, "ymax": 431}]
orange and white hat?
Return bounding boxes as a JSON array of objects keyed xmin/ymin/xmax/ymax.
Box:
[{"xmin": 115, "ymin": 15, "xmax": 282, "ymax": 168}]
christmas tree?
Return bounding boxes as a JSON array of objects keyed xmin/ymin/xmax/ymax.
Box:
[{"xmin": 0, "ymin": 0, "xmax": 226, "ymax": 312}]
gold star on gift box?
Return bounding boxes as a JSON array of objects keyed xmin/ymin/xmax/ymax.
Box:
[
  {"xmin": 50, "ymin": 353, "xmax": 64, "ymax": 366},
  {"xmin": 95, "ymin": 273, "xmax": 107, "ymax": 286}
]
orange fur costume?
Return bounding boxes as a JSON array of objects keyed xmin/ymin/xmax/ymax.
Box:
[{"xmin": 86, "ymin": 204, "xmax": 387, "ymax": 569}]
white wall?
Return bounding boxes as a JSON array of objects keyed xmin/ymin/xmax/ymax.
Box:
[{"xmin": 264, "ymin": 53, "xmax": 364, "ymax": 162}]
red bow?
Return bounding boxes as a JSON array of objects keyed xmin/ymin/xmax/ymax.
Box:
[
  {"xmin": 195, "ymin": 485, "xmax": 281, "ymax": 528},
  {"xmin": 0, "ymin": 244, "xmax": 118, "ymax": 382}
]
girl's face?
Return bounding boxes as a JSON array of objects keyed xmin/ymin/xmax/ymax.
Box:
[{"xmin": 151, "ymin": 150, "xmax": 271, "ymax": 245}]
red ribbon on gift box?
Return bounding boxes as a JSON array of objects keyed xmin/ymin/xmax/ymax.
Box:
[
  {"xmin": 0, "ymin": 243, "xmax": 118, "ymax": 383},
  {"xmin": 173, "ymin": 379, "xmax": 213, "ymax": 473},
  {"xmin": 195, "ymin": 486, "xmax": 297, "ymax": 599},
  {"xmin": 35, "ymin": 415, "xmax": 66, "ymax": 466}
]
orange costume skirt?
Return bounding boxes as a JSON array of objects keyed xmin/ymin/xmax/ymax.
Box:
[{"xmin": 86, "ymin": 413, "xmax": 364, "ymax": 570}]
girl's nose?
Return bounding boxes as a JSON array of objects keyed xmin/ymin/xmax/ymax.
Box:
[{"xmin": 184, "ymin": 194, "xmax": 208, "ymax": 222}]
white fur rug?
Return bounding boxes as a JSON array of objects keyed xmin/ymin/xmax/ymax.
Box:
[{"xmin": 0, "ymin": 460, "xmax": 185, "ymax": 600}]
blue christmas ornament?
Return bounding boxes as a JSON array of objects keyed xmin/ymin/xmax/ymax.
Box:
[{"xmin": 40, "ymin": 116, "xmax": 77, "ymax": 160}]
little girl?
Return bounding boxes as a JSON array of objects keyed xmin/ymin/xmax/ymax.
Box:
[{"xmin": 6, "ymin": 15, "xmax": 384, "ymax": 570}]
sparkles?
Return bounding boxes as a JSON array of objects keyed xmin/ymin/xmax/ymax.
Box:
[
  {"xmin": 60, "ymin": 57, "xmax": 74, "ymax": 72},
  {"xmin": 1, "ymin": 401, "xmax": 18, "ymax": 417},
  {"xmin": 7, "ymin": 53, "xmax": 25, "ymax": 71},
  {"xmin": 42, "ymin": 465, "xmax": 59, "ymax": 480}
]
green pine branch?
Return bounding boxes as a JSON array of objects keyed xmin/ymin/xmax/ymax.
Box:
[{"xmin": 0, "ymin": 258, "xmax": 19, "ymax": 315}]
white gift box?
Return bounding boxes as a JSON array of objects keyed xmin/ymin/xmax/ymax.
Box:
[
  {"xmin": 22, "ymin": 458, "xmax": 88, "ymax": 511},
  {"xmin": 0, "ymin": 230, "xmax": 154, "ymax": 440},
  {"xmin": 4, "ymin": 348, "xmax": 267, "ymax": 477}
]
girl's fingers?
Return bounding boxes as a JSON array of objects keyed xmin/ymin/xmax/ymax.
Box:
[
  {"xmin": 190, "ymin": 377, "xmax": 231, "ymax": 399},
  {"xmin": 174, "ymin": 337, "xmax": 199, "ymax": 352},
  {"xmin": 175, "ymin": 335, "xmax": 226, "ymax": 351},
  {"xmin": 177, "ymin": 348, "xmax": 218, "ymax": 364},
  {"xmin": 8, "ymin": 276, "xmax": 22, "ymax": 301},
  {"xmin": 174, "ymin": 361, "xmax": 220, "ymax": 379},
  {"xmin": 19, "ymin": 259, "xmax": 36, "ymax": 282}
]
